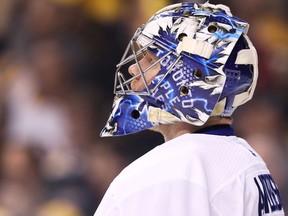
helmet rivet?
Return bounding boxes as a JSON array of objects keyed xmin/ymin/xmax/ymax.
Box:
[
  {"xmin": 131, "ymin": 110, "xmax": 140, "ymax": 119},
  {"xmin": 183, "ymin": 10, "xmax": 191, "ymax": 16},
  {"xmin": 208, "ymin": 24, "xmax": 218, "ymax": 33},
  {"xmin": 179, "ymin": 86, "xmax": 189, "ymax": 96},
  {"xmin": 178, "ymin": 33, "xmax": 187, "ymax": 41},
  {"xmin": 193, "ymin": 69, "xmax": 202, "ymax": 79},
  {"xmin": 177, "ymin": 60, "xmax": 183, "ymax": 66}
]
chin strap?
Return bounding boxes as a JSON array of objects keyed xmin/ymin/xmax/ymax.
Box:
[{"xmin": 148, "ymin": 106, "xmax": 181, "ymax": 124}]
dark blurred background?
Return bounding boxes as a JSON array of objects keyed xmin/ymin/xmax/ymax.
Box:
[{"xmin": 0, "ymin": 0, "xmax": 287, "ymax": 215}]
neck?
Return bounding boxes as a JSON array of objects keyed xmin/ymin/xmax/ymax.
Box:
[{"xmin": 151, "ymin": 117, "xmax": 232, "ymax": 142}]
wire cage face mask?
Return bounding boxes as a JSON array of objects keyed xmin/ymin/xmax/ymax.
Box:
[
  {"xmin": 101, "ymin": 2, "xmax": 258, "ymax": 137},
  {"xmin": 101, "ymin": 30, "xmax": 185, "ymax": 137},
  {"xmin": 114, "ymin": 28, "xmax": 181, "ymax": 97}
]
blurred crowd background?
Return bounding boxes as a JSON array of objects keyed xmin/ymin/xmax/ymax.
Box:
[{"xmin": 0, "ymin": 0, "xmax": 287, "ymax": 215}]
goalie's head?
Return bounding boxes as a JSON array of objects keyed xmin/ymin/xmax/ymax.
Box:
[{"xmin": 101, "ymin": 2, "xmax": 258, "ymax": 137}]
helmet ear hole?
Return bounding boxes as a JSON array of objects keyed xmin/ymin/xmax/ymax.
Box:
[
  {"xmin": 193, "ymin": 69, "xmax": 202, "ymax": 79},
  {"xmin": 208, "ymin": 24, "xmax": 218, "ymax": 33},
  {"xmin": 131, "ymin": 110, "xmax": 140, "ymax": 119},
  {"xmin": 179, "ymin": 86, "xmax": 189, "ymax": 96},
  {"xmin": 178, "ymin": 33, "xmax": 187, "ymax": 41}
]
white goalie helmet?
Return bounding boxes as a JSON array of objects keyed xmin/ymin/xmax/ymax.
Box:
[{"xmin": 101, "ymin": 2, "xmax": 258, "ymax": 136}]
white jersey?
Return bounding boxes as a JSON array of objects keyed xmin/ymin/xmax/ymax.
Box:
[{"xmin": 94, "ymin": 129, "xmax": 285, "ymax": 216}]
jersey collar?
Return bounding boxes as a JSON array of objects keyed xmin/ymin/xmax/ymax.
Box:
[{"xmin": 194, "ymin": 124, "xmax": 235, "ymax": 136}]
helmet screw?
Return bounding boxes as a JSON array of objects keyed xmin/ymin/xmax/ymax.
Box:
[
  {"xmin": 179, "ymin": 86, "xmax": 189, "ymax": 96},
  {"xmin": 178, "ymin": 33, "xmax": 187, "ymax": 41},
  {"xmin": 193, "ymin": 69, "xmax": 202, "ymax": 79},
  {"xmin": 131, "ymin": 110, "xmax": 140, "ymax": 119}
]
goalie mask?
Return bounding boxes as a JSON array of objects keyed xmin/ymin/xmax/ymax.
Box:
[{"xmin": 101, "ymin": 2, "xmax": 258, "ymax": 136}]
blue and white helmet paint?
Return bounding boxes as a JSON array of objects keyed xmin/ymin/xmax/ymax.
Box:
[{"xmin": 101, "ymin": 2, "xmax": 258, "ymax": 136}]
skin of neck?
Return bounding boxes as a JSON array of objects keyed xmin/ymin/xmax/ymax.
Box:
[{"xmin": 150, "ymin": 117, "xmax": 233, "ymax": 142}]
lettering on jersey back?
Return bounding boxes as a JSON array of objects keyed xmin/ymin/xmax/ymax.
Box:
[{"xmin": 254, "ymin": 174, "xmax": 283, "ymax": 216}]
